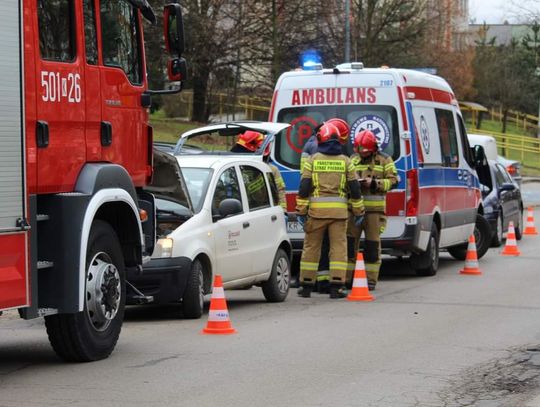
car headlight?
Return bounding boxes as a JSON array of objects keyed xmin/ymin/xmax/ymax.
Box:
[
  {"xmin": 157, "ymin": 237, "xmax": 174, "ymax": 258},
  {"xmin": 484, "ymin": 206, "xmax": 493, "ymax": 214}
]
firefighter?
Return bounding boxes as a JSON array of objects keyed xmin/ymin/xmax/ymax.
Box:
[
  {"xmin": 296, "ymin": 123, "xmax": 364, "ymax": 299},
  {"xmin": 231, "ymin": 130, "xmax": 264, "ymax": 153},
  {"xmin": 351, "ymin": 130, "xmax": 398, "ymax": 290}
]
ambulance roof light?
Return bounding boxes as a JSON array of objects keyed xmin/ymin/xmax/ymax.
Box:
[
  {"xmin": 350, "ymin": 62, "xmax": 364, "ymax": 70},
  {"xmin": 303, "ymin": 61, "xmax": 323, "ymax": 71},
  {"xmin": 335, "ymin": 62, "xmax": 364, "ymax": 70}
]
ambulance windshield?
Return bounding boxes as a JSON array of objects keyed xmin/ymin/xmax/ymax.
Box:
[{"xmin": 275, "ymin": 105, "xmax": 400, "ymax": 170}]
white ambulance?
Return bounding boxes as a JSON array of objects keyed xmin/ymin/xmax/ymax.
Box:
[{"xmin": 269, "ymin": 62, "xmax": 491, "ymax": 275}]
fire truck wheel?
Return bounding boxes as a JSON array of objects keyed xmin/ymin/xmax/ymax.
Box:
[
  {"xmin": 411, "ymin": 223, "xmax": 440, "ymax": 277},
  {"xmin": 262, "ymin": 249, "xmax": 290, "ymax": 302},
  {"xmin": 182, "ymin": 258, "xmax": 205, "ymax": 319},
  {"xmin": 45, "ymin": 220, "xmax": 125, "ymax": 362}
]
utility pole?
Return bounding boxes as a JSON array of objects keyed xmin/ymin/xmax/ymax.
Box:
[{"xmin": 345, "ymin": 0, "xmax": 350, "ymax": 62}]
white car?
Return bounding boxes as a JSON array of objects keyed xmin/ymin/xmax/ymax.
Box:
[{"xmin": 131, "ymin": 123, "xmax": 292, "ymax": 318}]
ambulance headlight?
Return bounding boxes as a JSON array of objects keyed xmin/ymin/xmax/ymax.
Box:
[{"xmin": 157, "ymin": 237, "xmax": 174, "ymax": 258}]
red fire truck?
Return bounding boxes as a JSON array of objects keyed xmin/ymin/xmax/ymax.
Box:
[{"xmin": 0, "ymin": 0, "xmax": 186, "ymax": 361}]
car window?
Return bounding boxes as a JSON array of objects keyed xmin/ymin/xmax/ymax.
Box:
[
  {"xmin": 240, "ymin": 166, "xmax": 271, "ymax": 211},
  {"xmin": 493, "ymin": 164, "xmax": 506, "ymax": 187},
  {"xmin": 497, "ymin": 164, "xmax": 513, "ymax": 184},
  {"xmin": 435, "ymin": 109, "xmax": 459, "ymax": 167},
  {"xmin": 212, "ymin": 167, "xmax": 243, "ymax": 214},
  {"xmin": 267, "ymin": 172, "xmax": 280, "ymax": 207},
  {"xmin": 182, "ymin": 167, "xmax": 213, "ymax": 213}
]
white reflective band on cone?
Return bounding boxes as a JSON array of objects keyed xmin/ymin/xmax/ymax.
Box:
[
  {"xmin": 212, "ymin": 286, "xmax": 225, "ymax": 298},
  {"xmin": 353, "ymin": 278, "xmax": 368, "ymax": 288},
  {"xmin": 208, "ymin": 310, "xmax": 229, "ymax": 321},
  {"xmin": 355, "ymin": 260, "xmax": 365, "ymax": 270}
]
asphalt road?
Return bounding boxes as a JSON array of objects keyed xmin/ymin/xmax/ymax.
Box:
[{"xmin": 2, "ymin": 189, "xmax": 540, "ymax": 406}]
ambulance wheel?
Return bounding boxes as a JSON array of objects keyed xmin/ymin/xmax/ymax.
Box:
[
  {"xmin": 262, "ymin": 249, "xmax": 290, "ymax": 302},
  {"xmin": 182, "ymin": 258, "xmax": 205, "ymax": 319},
  {"xmin": 45, "ymin": 220, "xmax": 125, "ymax": 362},
  {"xmin": 411, "ymin": 223, "xmax": 439, "ymax": 276}
]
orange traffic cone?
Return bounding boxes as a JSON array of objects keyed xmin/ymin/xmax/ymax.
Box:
[
  {"xmin": 201, "ymin": 275, "xmax": 236, "ymax": 335},
  {"xmin": 501, "ymin": 221, "xmax": 521, "ymax": 256},
  {"xmin": 459, "ymin": 235, "xmax": 482, "ymax": 275},
  {"xmin": 347, "ymin": 253, "xmax": 374, "ymax": 301},
  {"xmin": 523, "ymin": 207, "xmax": 538, "ymax": 235}
]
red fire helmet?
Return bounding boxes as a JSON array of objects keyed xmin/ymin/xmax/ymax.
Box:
[
  {"xmin": 237, "ymin": 130, "xmax": 264, "ymax": 152},
  {"xmin": 326, "ymin": 118, "xmax": 350, "ymax": 145},
  {"xmin": 316, "ymin": 123, "xmax": 340, "ymax": 144},
  {"xmin": 354, "ymin": 130, "xmax": 378, "ymax": 153}
]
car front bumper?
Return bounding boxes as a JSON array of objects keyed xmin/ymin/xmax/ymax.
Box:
[{"xmin": 127, "ymin": 256, "xmax": 192, "ymax": 305}]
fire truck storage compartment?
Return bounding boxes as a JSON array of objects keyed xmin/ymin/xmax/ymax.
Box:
[{"xmin": 0, "ymin": 2, "xmax": 29, "ymax": 310}]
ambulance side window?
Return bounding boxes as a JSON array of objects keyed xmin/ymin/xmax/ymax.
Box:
[
  {"xmin": 456, "ymin": 114, "xmax": 475, "ymax": 168},
  {"xmin": 435, "ymin": 109, "xmax": 459, "ymax": 168},
  {"xmin": 37, "ymin": 0, "xmax": 76, "ymax": 62},
  {"xmin": 100, "ymin": 1, "xmax": 142, "ymax": 84},
  {"xmin": 83, "ymin": 0, "xmax": 98, "ymax": 65}
]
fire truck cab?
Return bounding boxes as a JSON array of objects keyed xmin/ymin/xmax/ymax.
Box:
[
  {"xmin": 269, "ymin": 63, "xmax": 492, "ymax": 276},
  {"xmin": 0, "ymin": 0, "xmax": 186, "ymax": 362}
]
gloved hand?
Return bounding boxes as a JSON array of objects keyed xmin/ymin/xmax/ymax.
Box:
[
  {"xmin": 297, "ymin": 215, "xmax": 306, "ymax": 227},
  {"xmin": 370, "ymin": 179, "xmax": 378, "ymax": 193},
  {"xmin": 354, "ymin": 215, "xmax": 364, "ymax": 227}
]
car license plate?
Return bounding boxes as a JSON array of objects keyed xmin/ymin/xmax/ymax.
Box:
[{"xmin": 287, "ymin": 221, "xmax": 304, "ymax": 233}]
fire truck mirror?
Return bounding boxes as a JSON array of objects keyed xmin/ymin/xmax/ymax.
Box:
[
  {"xmin": 163, "ymin": 4, "xmax": 185, "ymax": 57},
  {"xmin": 167, "ymin": 58, "xmax": 187, "ymax": 82}
]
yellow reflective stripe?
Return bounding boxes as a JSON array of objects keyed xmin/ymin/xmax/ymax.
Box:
[
  {"xmin": 316, "ymin": 275, "xmax": 330, "ymax": 281},
  {"xmin": 296, "ymin": 198, "xmax": 309, "ymax": 205},
  {"xmin": 330, "ymin": 262, "xmax": 348, "ymax": 271},
  {"xmin": 247, "ymin": 176, "xmax": 265, "ymax": 194},
  {"xmin": 303, "ymin": 161, "xmax": 313, "ymax": 171},
  {"xmin": 364, "ymin": 201, "xmax": 385, "ymax": 207},
  {"xmin": 350, "ymin": 199, "xmax": 364, "ymax": 208},
  {"xmin": 356, "ymin": 164, "xmax": 369, "ymax": 171},
  {"xmin": 339, "ymin": 174, "xmax": 346, "ymax": 198},
  {"xmin": 276, "ymin": 178, "xmax": 285, "ymax": 188},
  {"xmin": 280, "ymin": 202, "xmax": 287, "ymax": 209},
  {"xmin": 365, "ymin": 263, "xmax": 381, "ymax": 271},
  {"xmin": 312, "ymin": 173, "xmax": 319, "ymax": 197},
  {"xmin": 300, "ymin": 262, "xmax": 319, "ymax": 271},
  {"xmin": 310, "ymin": 202, "xmax": 349, "ymax": 209},
  {"xmin": 373, "ymin": 165, "xmax": 384, "ymax": 171},
  {"xmin": 313, "ymin": 160, "xmax": 346, "ymax": 173},
  {"xmin": 347, "ymin": 162, "xmax": 355, "ymax": 172},
  {"xmin": 347, "ymin": 262, "xmax": 356, "ymax": 271}
]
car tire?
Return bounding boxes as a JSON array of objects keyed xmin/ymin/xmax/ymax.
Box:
[
  {"xmin": 448, "ymin": 214, "xmax": 491, "ymax": 260},
  {"xmin": 182, "ymin": 259, "xmax": 205, "ymax": 319},
  {"xmin": 491, "ymin": 211, "xmax": 503, "ymax": 247},
  {"xmin": 261, "ymin": 249, "xmax": 290, "ymax": 302},
  {"xmin": 411, "ymin": 223, "xmax": 440, "ymax": 276},
  {"xmin": 45, "ymin": 220, "xmax": 125, "ymax": 362},
  {"xmin": 515, "ymin": 209, "xmax": 523, "ymax": 241}
]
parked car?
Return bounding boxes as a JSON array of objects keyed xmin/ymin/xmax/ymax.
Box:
[
  {"xmin": 468, "ymin": 133, "xmax": 522, "ymax": 187},
  {"xmin": 478, "ymin": 160, "xmax": 523, "ymax": 247},
  {"xmin": 130, "ymin": 123, "xmax": 292, "ymax": 318}
]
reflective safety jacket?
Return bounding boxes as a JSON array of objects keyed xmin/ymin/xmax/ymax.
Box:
[
  {"xmin": 351, "ymin": 152, "xmax": 398, "ymax": 213},
  {"xmin": 269, "ymin": 164, "xmax": 287, "ymax": 211},
  {"xmin": 296, "ymin": 152, "xmax": 364, "ymax": 219}
]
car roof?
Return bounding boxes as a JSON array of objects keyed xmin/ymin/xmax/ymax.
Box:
[{"xmin": 175, "ymin": 154, "xmax": 268, "ymax": 170}]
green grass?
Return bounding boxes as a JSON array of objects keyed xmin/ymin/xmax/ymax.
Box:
[{"xmin": 150, "ymin": 115, "xmax": 200, "ymax": 143}]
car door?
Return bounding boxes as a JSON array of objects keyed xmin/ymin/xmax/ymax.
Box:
[
  {"xmin": 494, "ymin": 163, "xmax": 517, "ymax": 227},
  {"xmin": 238, "ymin": 164, "xmax": 281, "ymax": 276},
  {"xmin": 211, "ymin": 165, "xmax": 253, "ymax": 282}
]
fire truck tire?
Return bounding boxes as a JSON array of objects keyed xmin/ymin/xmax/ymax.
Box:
[
  {"xmin": 262, "ymin": 249, "xmax": 290, "ymax": 302},
  {"xmin": 45, "ymin": 220, "xmax": 125, "ymax": 362},
  {"xmin": 411, "ymin": 223, "xmax": 440, "ymax": 276}
]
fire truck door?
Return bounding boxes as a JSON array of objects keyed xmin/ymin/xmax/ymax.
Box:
[
  {"xmin": 99, "ymin": 2, "xmax": 147, "ymax": 185},
  {"xmin": 0, "ymin": 1, "xmax": 29, "ymax": 310},
  {"xmin": 35, "ymin": 0, "xmax": 87, "ymax": 193}
]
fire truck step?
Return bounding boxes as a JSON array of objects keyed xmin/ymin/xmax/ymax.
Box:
[
  {"xmin": 36, "ymin": 214, "xmax": 50, "ymax": 222},
  {"xmin": 37, "ymin": 261, "xmax": 54, "ymax": 270},
  {"xmin": 126, "ymin": 281, "xmax": 154, "ymax": 304}
]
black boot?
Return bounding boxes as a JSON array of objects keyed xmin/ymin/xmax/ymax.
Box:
[
  {"xmin": 368, "ymin": 281, "xmax": 376, "ymax": 291},
  {"xmin": 317, "ymin": 280, "xmax": 330, "ymax": 294},
  {"xmin": 297, "ymin": 285, "xmax": 313, "ymax": 298},
  {"xmin": 329, "ymin": 285, "xmax": 347, "ymax": 299}
]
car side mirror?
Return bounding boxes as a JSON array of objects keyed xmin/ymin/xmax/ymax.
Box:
[
  {"xmin": 473, "ymin": 145, "xmax": 487, "ymax": 167},
  {"xmin": 500, "ymin": 182, "xmax": 516, "ymax": 192},
  {"xmin": 213, "ymin": 198, "xmax": 243, "ymax": 221}
]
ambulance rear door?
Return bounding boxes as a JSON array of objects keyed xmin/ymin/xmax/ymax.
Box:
[{"xmin": 0, "ymin": 1, "xmax": 29, "ymax": 310}]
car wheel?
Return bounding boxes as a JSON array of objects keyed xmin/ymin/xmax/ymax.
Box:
[
  {"xmin": 514, "ymin": 209, "xmax": 523, "ymax": 240},
  {"xmin": 491, "ymin": 212, "xmax": 503, "ymax": 247},
  {"xmin": 411, "ymin": 223, "xmax": 440, "ymax": 276},
  {"xmin": 45, "ymin": 220, "xmax": 125, "ymax": 362},
  {"xmin": 182, "ymin": 259, "xmax": 205, "ymax": 319},
  {"xmin": 448, "ymin": 214, "xmax": 491, "ymax": 260},
  {"xmin": 261, "ymin": 249, "xmax": 290, "ymax": 302}
]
